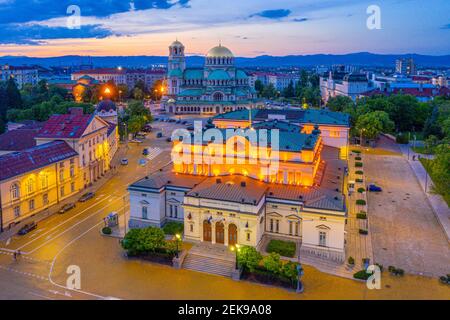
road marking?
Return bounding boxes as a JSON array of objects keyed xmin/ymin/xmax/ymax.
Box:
[
  {"xmin": 0, "ymin": 250, "xmax": 51, "ymax": 264},
  {"xmin": 48, "ymin": 220, "xmax": 111, "ymax": 300},
  {"xmin": 146, "ymin": 147, "xmax": 163, "ymax": 161},
  {"xmin": 26, "ymin": 196, "xmax": 125, "ymax": 254},
  {"xmin": 0, "ymin": 265, "xmax": 49, "ymax": 281},
  {"xmin": 8, "ymin": 195, "xmax": 114, "ymax": 251}
]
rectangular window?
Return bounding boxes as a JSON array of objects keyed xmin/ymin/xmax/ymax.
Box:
[
  {"xmin": 295, "ymin": 222, "xmax": 299, "ymax": 236},
  {"xmin": 59, "ymin": 169, "xmax": 64, "ymax": 182},
  {"xmin": 174, "ymin": 206, "xmax": 178, "ymax": 218},
  {"xmin": 319, "ymin": 231, "xmax": 327, "ymax": 247},
  {"xmin": 276, "ymin": 220, "xmax": 279, "ymax": 233},
  {"xmin": 169, "ymin": 205, "xmax": 173, "ymax": 217},
  {"xmin": 270, "ymin": 219, "xmax": 274, "ymax": 232},
  {"xmin": 71, "ymin": 182, "xmax": 75, "ymax": 193},
  {"xmin": 60, "ymin": 186, "xmax": 65, "ymax": 197},
  {"xmin": 190, "ymin": 224, "xmax": 193, "ymax": 233},
  {"xmin": 142, "ymin": 206, "xmax": 148, "ymax": 219},
  {"xmin": 246, "ymin": 233, "xmax": 250, "ymax": 241},
  {"xmin": 70, "ymin": 166, "xmax": 75, "ymax": 178},
  {"xmin": 29, "ymin": 199, "xmax": 35, "ymax": 211},
  {"xmin": 43, "ymin": 194, "xmax": 48, "ymax": 205},
  {"xmin": 14, "ymin": 206, "xmax": 20, "ymax": 218},
  {"xmin": 289, "ymin": 221, "xmax": 293, "ymax": 235}
]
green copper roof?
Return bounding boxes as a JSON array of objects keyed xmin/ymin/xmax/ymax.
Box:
[
  {"xmin": 168, "ymin": 68, "xmax": 183, "ymax": 77},
  {"xmin": 213, "ymin": 109, "xmax": 350, "ymax": 127},
  {"xmin": 184, "ymin": 68, "xmax": 204, "ymax": 80},
  {"xmin": 235, "ymin": 88, "xmax": 249, "ymax": 96},
  {"xmin": 252, "ymin": 120, "xmax": 300, "ymax": 132},
  {"xmin": 236, "ymin": 69, "xmax": 248, "ymax": 79},
  {"xmin": 195, "ymin": 128, "xmax": 319, "ymax": 152},
  {"xmin": 207, "ymin": 70, "xmax": 231, "ymax": 81}
]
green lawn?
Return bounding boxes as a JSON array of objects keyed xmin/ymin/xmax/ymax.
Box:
[{"xmin": 420, "ymin": 158, "xmax": 450, "ymax": 206}]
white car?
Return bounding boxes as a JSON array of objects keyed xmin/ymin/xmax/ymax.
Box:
[{"xmin": 121, "ymin": 158, "xmax": 129, "ymax": 165}]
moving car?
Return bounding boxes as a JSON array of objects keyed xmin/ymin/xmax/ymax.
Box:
[
  {"xmin": 143, "ymin": 148, "xmax": 149, "ymax": 156},
  {"xmin": 18, "ymin": 222, "xmax": 37, "ymax": 235},
  {"xmin": 156, "ymin": 132, "xmax": 163, "ymax": 138},
  {"xmin": 166, "ymin": 137, "xmax": 172, "ymax": 142},
  {"xmin": 121, "ymin": 158, "xmax": 129, "ymax": 165},
  {"xmin": 59, "ymin": 203, "xmax": 76, "ymax": 214},
  {"xmin": 79, "ymin": 192, "xmax": 95, "ymax": 202},
  {"xmin": 368, "ymin": 184, "xmax": 382, "ymax": 192}
]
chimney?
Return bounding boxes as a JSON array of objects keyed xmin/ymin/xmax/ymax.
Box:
[{"xmin": 69, "ymin": 107, "xmax": 84, "ymax": 116}]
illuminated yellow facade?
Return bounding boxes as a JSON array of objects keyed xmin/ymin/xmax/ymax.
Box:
[
  {"xmin": 0, "ymin": 154, "xmax": 80, "ymax": 229},
  {"xmin": 172, "ymin": 131, "xmax": 323, "ymax": 187}
]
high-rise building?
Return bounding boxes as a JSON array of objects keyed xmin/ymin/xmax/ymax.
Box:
[{"xmin": 395, "ymin": 58, "xmax": 417, "ymax": 75}]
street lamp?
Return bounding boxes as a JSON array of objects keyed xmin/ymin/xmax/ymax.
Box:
[
  {"xmin": 175, "ymin": 233, "xmax": 181, "ymax": 258},
  {"xmin": 296, "ymin": 264, "xmax": 304, "ymax": 293},
  {"xmin": 230, "ymin": 244, "xmax": 240, "ymax": 269}
]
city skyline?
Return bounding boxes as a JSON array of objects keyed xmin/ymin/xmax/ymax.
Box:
[{"xmin": 0, "ymin": 0, "xmax": 449, "ymax": 57}]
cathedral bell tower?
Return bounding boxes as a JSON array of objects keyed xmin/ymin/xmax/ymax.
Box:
[{"xmin": 167, "ymin": 40, "xmax": 185, "ymax": 96}]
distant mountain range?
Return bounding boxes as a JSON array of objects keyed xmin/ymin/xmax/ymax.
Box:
[{"xmin": 1, "ymin": 52, "xmax": 449, "ymax": 68}]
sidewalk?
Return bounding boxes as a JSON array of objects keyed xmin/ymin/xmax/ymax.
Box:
[
  {"xmin": 399, "ymin": 145, "xmax": 450, "ymax": 243},
  {"xmin": 0, "ymin": 145, "xmax": 127, "ymax": 242}
]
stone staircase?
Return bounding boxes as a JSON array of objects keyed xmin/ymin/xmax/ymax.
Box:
[{"xmin": 182, "ymin": 242, "xmax": 235, "ymax": 277}]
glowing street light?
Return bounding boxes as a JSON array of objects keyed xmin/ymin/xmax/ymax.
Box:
[{"xmin": 175, "ymin": 233, "xmax": 181, "ymax": 258}]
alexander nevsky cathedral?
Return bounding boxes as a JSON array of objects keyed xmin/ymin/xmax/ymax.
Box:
[{"xmin": 163, "ymin": 40, "xmax": 263, "ymax": 114}]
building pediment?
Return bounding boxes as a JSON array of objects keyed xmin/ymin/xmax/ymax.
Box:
[
  {"xmin": 316, "ymin": 224, "xmax": 330, "ymax": 230},
  {"xmin": 286, "ymin": 214, "xmax": 301, "ymax": 220},
  {"xmin": 167, "ymin": 198, "xmax": 181, "ymax": 204},
  {"xmin": 266, "ymin": 211, "xmax": 282, "ymax": 218}
]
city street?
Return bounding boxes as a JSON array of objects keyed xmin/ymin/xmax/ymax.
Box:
[{"xmin": 0, "ymin": 120, "xmax": 448, "ymax": 300}]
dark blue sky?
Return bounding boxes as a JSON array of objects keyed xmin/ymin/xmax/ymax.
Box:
[{"xmin": 0, "ymin": 0, "xmax": 448, "ymax": 57}]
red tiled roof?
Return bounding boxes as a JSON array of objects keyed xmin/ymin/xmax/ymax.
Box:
[
  {"xmin": 0, "ymin": 141, "xmax": 78, "ymax": 181},
  {"xmin": 72, "ymin": 68, "xmax": 126, "ymax": 75},
  {"xmin": 36, "ymin": 113, "xmax": 93, "ymax": 139},
  {"xmin": 0, "ymin": 128, "xmax": 40, "ymax": 151}
]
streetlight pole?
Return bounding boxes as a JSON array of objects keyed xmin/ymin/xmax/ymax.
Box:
[
  {"xmin": 175, "ymin": 234, "xmax": 181, "ymax": 258},
  {"xmin": 122, "ymin": 195, "xmax": 127, "ymax": 236}
]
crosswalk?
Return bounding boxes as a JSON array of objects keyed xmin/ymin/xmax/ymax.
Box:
[{"xmin": 145, "ymin": 147, "xmax": 163, "ymax": 161}]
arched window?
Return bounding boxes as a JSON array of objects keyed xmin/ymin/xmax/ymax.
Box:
[
  {"xmin": 213, "ymin": 92, "xmax": 224, "ymax": 101},
  {"xmin": 11, "ymin": 183, "xmax": 20, "ymax": 200},
  {"xmin": 26, "ymin": 178, "xmax": 35, "ymax": 194}
]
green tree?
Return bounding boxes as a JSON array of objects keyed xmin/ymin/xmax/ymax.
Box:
[
  {"xmin": 327, "ymin": 96, "xmax": 354, "ymax": 112},
  {"xmin": 121, "ymin": 227, "xmax": 166, "ymax": 255},
  {"xmin": 262, "ymin": 83, "xmax": 277, "ymax": 99},
  {"xmin": 6, "ymin": 78, "xmax": 22, "ymax": 109},
  {"xmin": 237, "ymin": 246, "xmax": 262, "ymax": 272},
  {"xmin": 282, "ymin": 81, "xmax": 295, "ymax": 98},
  {"xmin": 127, "ymin": 115, "xmax": 146, "ymax": 137},
  {"xmin": 355, "ymin": 111, "xmax": 394, "ymax": 140},
  {"xmin": 254, "ymin": 80, "xmax": 264, "ymax": 97},
  {"xmin": 262, "ymin": 252, "xmax": 283, "ymax": 275},
  {"xmin": 281, "ymin": 261, "xmax": 299, "ymax": 282},
  {"xmin": 133, "ymin": 87, "xmax": 144, "ymax": 100}
]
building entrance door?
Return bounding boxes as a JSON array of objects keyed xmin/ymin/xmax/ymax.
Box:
[
  {"xmin": 203, "ymin": 220, "xmax": 212, "ymax": 242},
  {"xmin": 216, "ymin": 222, "xmax": 224, "ymax": 244},
  {"xmin": 228, "ymin": 224, "xmax": 237, "ymax": 246}
]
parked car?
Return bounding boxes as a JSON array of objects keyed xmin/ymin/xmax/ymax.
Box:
[
  {"xmin": 368, "ymin": 184, "xmax": 382, "ymax": 192},
  {"xmin": 176, "ymin": 120, "xmax": 181, "ymax": 124},
  {"xmin": 139, "ymin": 159, "xmax": 147, "ymax": 166},
  {"xmin": 120, "ymin": 158, "xmax": 129, "ymax": 165},
  {"xmin": 156, "ymin": 132, "xmax": 163, "ymax": 138},
  {"xmin": 59, "ymin": 203, "xmax": 76, "ymax": 214},
  {"xmin": 143, "ymin": 124, "xmax": 153, "ymax": 132},
  {"xmin": 130, "ymin": 139, "xmax": 143, "ymax": 144},
  {"xmin": 168, "ymin": 119, "xmax": 176, "ymax": 123},
  {"xmin": 142, "ymin": 148, "xmax": 149, "ymax": 156},
  {"xmin": 182, "ymin": 121, "xmax": 188, "ymax": 125},
  {"xmin": 18, "ymin": 222, "xmax": 37, "ymax": 235},
  {"xmin": 166, "ymin": 137, "xmax": 172, "ymax": 142},
  {"xmin": 187, "ymin": 126, "xmax": 194, "ymax": 131},
  {"xmin": 79, "ymin": 192, "xmax": 95, "ymax": 202}
]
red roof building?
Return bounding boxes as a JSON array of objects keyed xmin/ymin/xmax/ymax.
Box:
[
  {"xmin": 0, "ymin": 141, "xmax": 78, "ymax": 182},
  {"xmin": 36, "ymin": 108, "xmax": 93, "ymax": 139}
]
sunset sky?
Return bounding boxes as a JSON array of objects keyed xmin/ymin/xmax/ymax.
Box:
[{"xmin": 0, "ymin": 0, "xmax": 449, "ymax": 57}]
